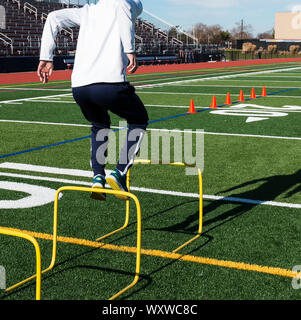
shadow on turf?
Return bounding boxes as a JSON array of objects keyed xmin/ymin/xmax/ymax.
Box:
[
  {"xmin": 1, "ymin": 245, "xmax": 152, "ymax": 300},
  {"xmin": 147, "ymin": 169, "xmax": 301, "ymax": 241},
  {"xmin": 219, "ymin": 169, "xmax": 301, "ymax": 201}
]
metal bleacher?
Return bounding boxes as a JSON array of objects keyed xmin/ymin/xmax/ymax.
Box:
[
  {"xmin": 0, "ymin": 0, "xmax": 78, "ymax": 56},
  {"xmin": 0, "ymin": 0, "xmax": 186, "ymax": 58}
]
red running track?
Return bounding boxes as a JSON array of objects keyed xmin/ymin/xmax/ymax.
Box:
[{"xmin": 1, "ymin": 57, "xmax": 301, "ymax": 85}]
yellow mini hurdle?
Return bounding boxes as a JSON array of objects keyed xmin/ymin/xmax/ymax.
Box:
[
  {"xmin": 0, "ymin": 227, "xmax": 42, "ymax": 300},
  {"xmin": 102, "ymin": 159, "xmax": 203, "ymax": 253},
  {"xmin": 5, "ymin": 187, "xmax": 142, "ymax": 301},
  {"xmin": 3, "ymin": 160, "xmax": 202, "ymax": 300}
]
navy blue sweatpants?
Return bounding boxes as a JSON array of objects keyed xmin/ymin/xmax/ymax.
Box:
[{"xmin": 72, "ymin": 82, "xmax": 149, "ymax": 177}]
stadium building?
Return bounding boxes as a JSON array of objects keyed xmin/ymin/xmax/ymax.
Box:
[{"xmin": 275, "ymin": 11, "xmax": 301, "ymax": 40}]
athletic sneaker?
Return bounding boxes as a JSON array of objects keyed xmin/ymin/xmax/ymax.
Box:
[
  {"xmin": 91, "ymin": 174, "xmax": 106, "ymax": 201},
  {"xmin": 106, "ymin": 169, "xmax": 128, "ymax": 200}
]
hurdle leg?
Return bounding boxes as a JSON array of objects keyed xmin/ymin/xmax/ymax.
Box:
[
  {"xmin": 5, "ymin": 187, "xmax": 61, "ymax": 292},
  {"xmin": 1, "ymin": 227, "xmax": 42, "ymax": 300},
  {"xmin": 109, "ymin": 191, "xmax": 142, "ymax": 300},
  {"xmin": 172, "ymin": 168, "xmax": 203, "ymax": 253},
  {"xmin": 53, "ymin": 187, "xmax": 141, "ymax": 300},
  {"xmin": 96, "ymin": 168, "xmax": 131, "ymax": 241},
  {"xmin": 132, "ymin": 160, "xmax": 204, "ymax": 253}
]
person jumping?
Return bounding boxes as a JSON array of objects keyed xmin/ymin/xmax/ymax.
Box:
[{"xmin": 37, "ymin": 0, "xmax": 148, "ymax": 200}]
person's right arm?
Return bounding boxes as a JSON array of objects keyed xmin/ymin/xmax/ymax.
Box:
[
  {"xmin": 38, "ymin": 8, "xmax": 83, "ymax": 83},
  {"xmin": 39, "ymin": 8, "xmax": 83, "ymax": 62}
]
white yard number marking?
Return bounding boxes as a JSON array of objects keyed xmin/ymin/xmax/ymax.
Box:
[
  {"xmin": 0, "ymin": 181, "xmax": 60, "ymax": 209},
  {"xmin": 210, "ymin": 104, "xmax": 301, "ymax": 123}
]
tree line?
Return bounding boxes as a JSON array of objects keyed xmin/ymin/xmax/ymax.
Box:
[{"xmin": 172, "ymin": 21, "xmax": 274, "ymax": 44}]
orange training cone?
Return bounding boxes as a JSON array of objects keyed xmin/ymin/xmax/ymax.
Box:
[
  {"xmin": 261, "ymin": 86, "xmax": 267, "ymax": 97},
  {"xmin": 188, "ymin": 99, "xmax": 197, "ymax": 113},
  {"xmin": 210, "ymin": 95, "xmax": 217, "ymax": 109},
  {"xmin": 251, "ymin": 88, "xmax": 256, "ymax": 99},
  {"xmin": 238, "ymin": 89, "xmax": 244, "ymax": 102},
  {"xmin": 225, "ymin": 92, "xmax": 231, "ymax": 105}
]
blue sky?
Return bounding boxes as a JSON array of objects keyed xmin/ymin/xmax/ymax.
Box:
[{"xmin": 141, "ymin": 0, "xmax": 299, "ymax": 36}]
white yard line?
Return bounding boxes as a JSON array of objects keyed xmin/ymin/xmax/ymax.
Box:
[
  {"xmin": 2, "ymin": 94, "xmax": 301, "ymax": 106},
  {"xmin": 136, "ymin": 66, "xmax": 301, "ymax": 88},
  {"xmin": 137, "ymin": 91, "xmax": 301, "ymax": 99},
  {"xmin": 232, "ymin": 75, "xmax": 301, "ymax": 78},
  {"xmin": 0, "ymin": 162, "xmax": 94, "ymax": 177},
  {"xmin": 137, "ymin": 91, "xmax": 229, "ymax": 96},
  {"xmin": 1, "ymin": 66, "xmax": 301, "ymax": 105},
  {"xmin": 0, "ymin": 119, "xmax": 91, "ymax": 127},
  {"xmin": 0, "ymin": 119, "xmax": 300, "ymax": 140},
  {"xmin": 0, "ymin": 87, "xmax": 71, "ymax": 91},
  {"xmin": 145, "ymin": 104, "xmax": 205, "ymax": 109},
  {"xmin": 0, "ymin": 93, "xmax": 72, "ymax": 104},
  {"xmin": 165, "ymin": 84, "xmax": 301, "ymax": 89},
  {"xmin": 212, "ymin": 79, "xmax": 301, "ymax": 83},
  {"xmin": 0, "ymin": 170, "xmax": 300, "ymax": 209},
  {"xmin": 219, "ymin": 108, "xmax": 301, "ymax": 113},
  {"xmin": 27, "ymin": 100, "xmax": 76, "ymax": 103},
  {"xmin": 202, "ymin": 131, "xmax": 301, "ymax": 140}
]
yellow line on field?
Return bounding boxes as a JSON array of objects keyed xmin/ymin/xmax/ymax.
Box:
[{"xmin": 3, "ymin": 227, "xmax": 298, "ymax": 279}]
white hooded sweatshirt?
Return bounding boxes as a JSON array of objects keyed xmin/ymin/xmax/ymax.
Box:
[{"xmin": 40, "ymin": 0, "xmax": 143, "ymax": 87}]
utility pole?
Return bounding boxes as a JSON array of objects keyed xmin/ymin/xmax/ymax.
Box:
[{"xmin": 240, "ymin": 19, "xmax": 244, "ymax": 39}]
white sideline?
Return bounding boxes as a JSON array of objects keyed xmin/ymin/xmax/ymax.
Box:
[{"xmin": 0, "ymin": 163, "xmax": 300, "ymax": 209}]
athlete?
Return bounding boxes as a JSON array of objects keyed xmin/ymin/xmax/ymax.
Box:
[{"xmin": 37, "ymin": 0, "xmax": 148, "ymax": 200}]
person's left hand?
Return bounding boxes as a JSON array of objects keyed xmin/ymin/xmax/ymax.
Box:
[{"xmin": 37, "ymin": 61, "xmax": 54, "ymax": 84}]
